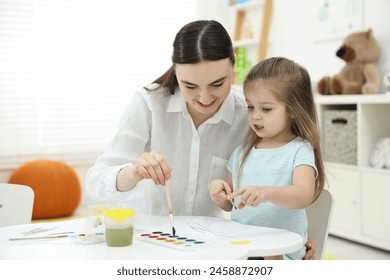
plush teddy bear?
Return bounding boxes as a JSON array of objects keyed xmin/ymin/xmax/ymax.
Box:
[{"xmin": 317, "ymin": 29, "xmax": 380, "ymax": 95}]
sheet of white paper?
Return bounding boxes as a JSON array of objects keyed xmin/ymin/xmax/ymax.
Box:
[
  {"xmin": 0, "ymin": 218, "xmax": 86, "ymax": 245},
  {"xmin": 135, "ymin": 216, "xmax": 284, "ymax": 243}
]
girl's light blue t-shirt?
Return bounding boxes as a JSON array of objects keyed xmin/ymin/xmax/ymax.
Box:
[{"xmin": 227, "ymin": 137, "xmax": 317, "ymax": 260}]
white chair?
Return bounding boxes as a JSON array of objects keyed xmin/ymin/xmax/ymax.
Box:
[
  {"xmin": 0, "ymin": 183, "xmax": 35, "ymax": 227},
  {"xmin": 306, "ymin": 189, "xmax": 334, "ymax": 260}
]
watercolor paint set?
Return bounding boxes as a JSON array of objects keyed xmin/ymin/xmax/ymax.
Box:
[{"xmin": 135, "ymin": 231, "xmax": 207, "ymax": 251}]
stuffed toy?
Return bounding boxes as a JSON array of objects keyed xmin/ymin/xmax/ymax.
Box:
[{"xmin": 317, "ymin": 29, "xmax": 380, "ymax": 95}]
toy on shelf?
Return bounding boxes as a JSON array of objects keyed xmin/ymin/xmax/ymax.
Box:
[
  {"xmin": 371, "ymin": 136, "xmax": 390, "ymax": 169},
  {"xmin": 317, "ymin": 29, "xmax": 380, "ymax": 95},
  {"xmin": 234, "ymin": 47, "xmax": 252, "ymax": 85}
]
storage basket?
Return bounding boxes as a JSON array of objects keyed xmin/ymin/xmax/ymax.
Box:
[{"xmin": 322, "ymin": 110, "xmax": 357, "ymax": 165}]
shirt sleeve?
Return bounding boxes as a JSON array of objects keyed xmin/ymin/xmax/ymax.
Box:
[
  {"xmin": 293, "ymin": 142, "xmax": 318, "ymax": 178},
  {"xmin": 86, "ymin": 88, "xmax": 152, "ymax": 202}
]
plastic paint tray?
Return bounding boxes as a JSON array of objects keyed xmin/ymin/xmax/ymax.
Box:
[{"xmin": 135, "ymin": 231, "xmax": 207, "ymax": 251}]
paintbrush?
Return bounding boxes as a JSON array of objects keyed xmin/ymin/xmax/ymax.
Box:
[
  {"xmin": 229, "ymin": 198, "xmax": 237, "ymax": 210},
  {"xmin": 224, "ymin": 191, "xmax": 237, "ymax": 210},
  {"xmin": 164, "ymin": 182, "xmax": 176, "ymax": 236},
  {"xmin": 9, "ymin": 233, "xmax": 85, "ymax": 241}
]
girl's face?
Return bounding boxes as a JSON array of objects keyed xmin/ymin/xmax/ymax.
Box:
[
  {"xmin": 175, "ymin": 59, "xmax": 233, "ymax": 124},
  {"xmin": 245, "ymin": 81, "xmax": 294, "ymax": 148}
]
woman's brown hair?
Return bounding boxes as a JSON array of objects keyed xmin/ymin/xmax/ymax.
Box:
[{"xmin": 145, "ymin": 20, "xmax": 235, "ymax": 94}]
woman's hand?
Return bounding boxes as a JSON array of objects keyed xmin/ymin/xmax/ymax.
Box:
[
  {"xmin": 117, "ymin": 151, "xmax": 172, "ymax": 191},
  {"xmin": 134, "ymin": 151, "xmax": 172, "ymax": 186},
  {"xmin": 303, "ymin": 237, "xmax": 316, "ymax": 260}
]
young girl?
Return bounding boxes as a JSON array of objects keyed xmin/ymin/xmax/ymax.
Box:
[{"xmin": 209, "ymin": 57, "xmax": 325, "ymax": 260}]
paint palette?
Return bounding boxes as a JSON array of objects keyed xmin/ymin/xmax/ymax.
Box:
[{"xmin": 135, "ymin": 231, "xmax": 207, "ymax": 251}]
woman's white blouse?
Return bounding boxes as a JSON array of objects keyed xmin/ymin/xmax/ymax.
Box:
[{"xmin": 86, "ymin": 85, "xmax": 248, "ymax": 217}]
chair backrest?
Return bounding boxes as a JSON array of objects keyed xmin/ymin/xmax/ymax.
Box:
[
  {"xmin": 0, "ymin": 183, "xmax": 35, "ymax": 227},
  {"xmin": 306, "ymin": 189, "xmax": 334, "ymax": 260}
]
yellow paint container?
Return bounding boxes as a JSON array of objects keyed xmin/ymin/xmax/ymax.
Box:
[{"xmin": 103, "ymin": 208, "xmax": 135, "ymax": 247}]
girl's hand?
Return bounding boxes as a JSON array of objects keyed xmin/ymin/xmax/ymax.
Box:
[
  {"xmin": 209, "ymin": 179, "xmax": 232, "ymax": 202},
  {"xmin": 209, "ymin": 179, "xmax": 234, "ymax": 211},
  {"xmin": 134, "ymin": 151, "xmax": 172, "ymax": 186},
  {"xmin": 230, "ymin": 186, "xmax": 268, "ymax": 209}
]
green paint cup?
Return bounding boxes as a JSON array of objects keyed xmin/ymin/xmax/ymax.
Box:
[{"xmin": 103, "ymin": 208, "xmax": 135, "ymax": 247}]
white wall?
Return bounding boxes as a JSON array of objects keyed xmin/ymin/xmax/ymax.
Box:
[
  {"xmin": 198, "ymin": 0, "xmax": 390, "ymax": 91},
  {"xmin": 3, "ymin": 0, "xmax": 389, "ymax": 212}
]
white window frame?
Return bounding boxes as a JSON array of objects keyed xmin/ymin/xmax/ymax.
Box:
[{"xmin": 0, "ymin": 0, "xmax": 198, "ymax": 169}]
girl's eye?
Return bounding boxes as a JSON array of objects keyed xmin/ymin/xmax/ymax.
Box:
[
  {"xmin": 185, "ymin": 85, "xmax": 196, "ymax": 90},
  {"xmin": 247, "ymin": 105, "xmax": 254, "ymax": 110},
  {"xmin": 261, "ymin": 107, "xmax": 272, "ymax": 112}
]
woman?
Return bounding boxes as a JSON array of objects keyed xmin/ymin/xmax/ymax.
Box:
[{"xmin": 86, "ymin": 20, "xmax": 246, "ymax": 217}]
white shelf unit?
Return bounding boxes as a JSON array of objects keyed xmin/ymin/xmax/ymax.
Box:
[
  {"xmin": 315, "ymin": 94, "xmax": 390, "ymax": 251},
  {"xmin": 230, "ymin": 0, "xmax": 272, "ymax": 62}
]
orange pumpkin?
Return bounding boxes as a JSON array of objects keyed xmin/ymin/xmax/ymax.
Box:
[{"xmin": 8, "ymin": 160, "xmax": 81, "ymax": 219}]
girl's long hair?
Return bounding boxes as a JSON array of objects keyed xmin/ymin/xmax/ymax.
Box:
[{"xmin": 240, "ymin": 57, "xmax": 325, "ymax": 203}]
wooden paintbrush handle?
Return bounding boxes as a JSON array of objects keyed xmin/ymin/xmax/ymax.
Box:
[
  {"xmin": 9, "ymin": 233, "xmax": 85, "ymax": 241},
  {"xmin": 165, "ymin": 184, "xmax": 173, "ymax": 213},
  {"xmin": 9, "ymin": 235, "xmax": 69, "ymax": 241}
]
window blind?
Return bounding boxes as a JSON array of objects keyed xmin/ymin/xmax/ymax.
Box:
[{"xmin": 0, "ymin": 0, "xmax": 198, "ymax": 169}]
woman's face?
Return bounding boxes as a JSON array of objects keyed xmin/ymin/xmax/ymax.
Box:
[{"xmin": 175, "ymin": 58, "xmax": 233, "ymax": 123}]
